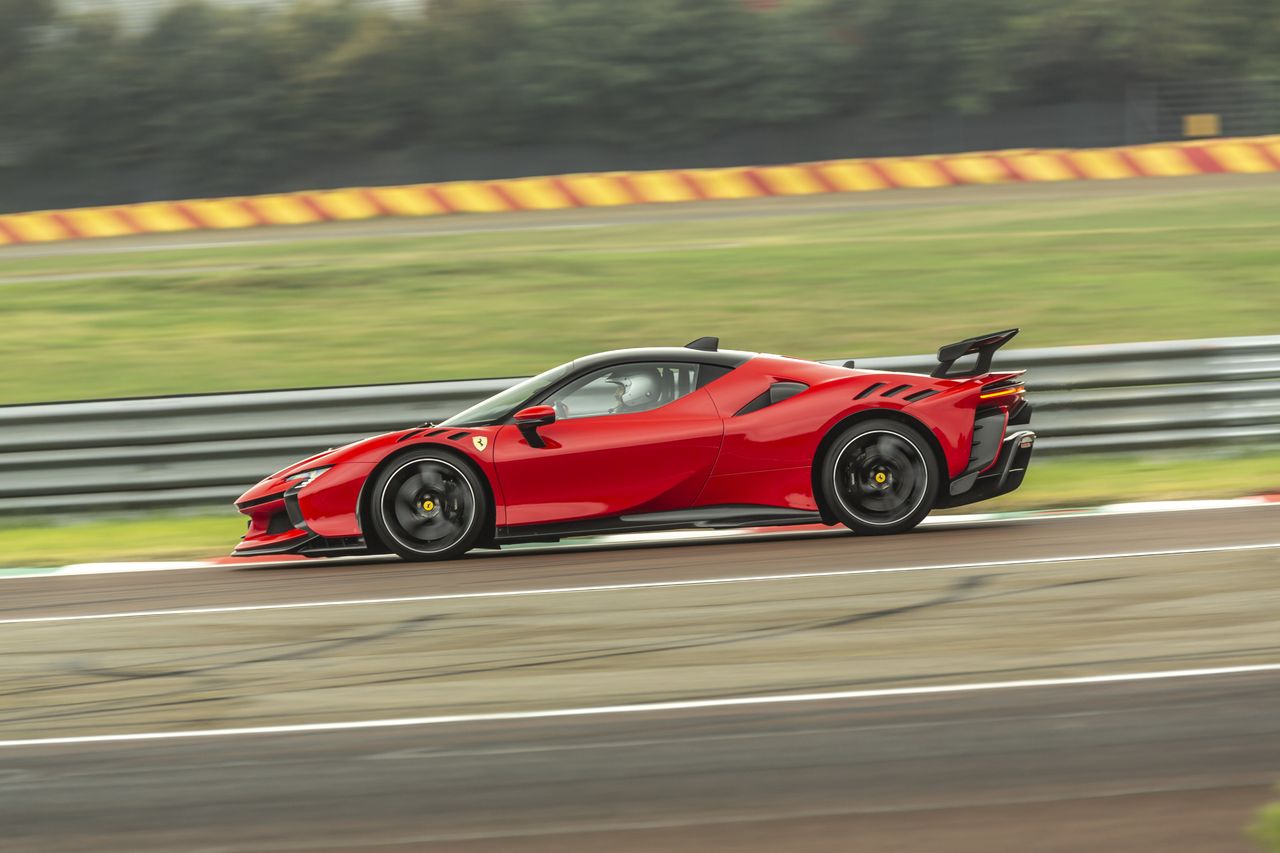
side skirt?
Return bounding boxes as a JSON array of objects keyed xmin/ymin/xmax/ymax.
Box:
[{"xmin": 496, "ymin": 505, "xmax": 826, "ymax": 545}]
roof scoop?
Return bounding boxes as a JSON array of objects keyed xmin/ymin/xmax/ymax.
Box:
[{"xmin": 685, "ymin": 336, "xmax": 719, "ymax": 352}]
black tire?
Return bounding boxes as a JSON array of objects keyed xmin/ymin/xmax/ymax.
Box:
[
  {"xmin": 818, "ymin": 418, "xmax": 939, "ymax": 535},
  {"xmin": 369, "ymin": 449, "xmax": 488, "ymax": 561}
]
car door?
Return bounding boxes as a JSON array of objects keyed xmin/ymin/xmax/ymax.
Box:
[{"xmin": 492, "ymin": 362, "xmax": 725, "ymax": 527}]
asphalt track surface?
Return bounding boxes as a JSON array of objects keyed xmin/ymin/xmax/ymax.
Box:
[
  {"xmin": 3, "ymin": 505, "xmax": 1279, "ymax": 851},
  {"xmin": 4, "ymin": 172, "xmax": 1279, "ymax": 260}
]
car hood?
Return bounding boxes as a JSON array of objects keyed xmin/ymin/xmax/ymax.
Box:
[{"xmin": 240, "ymin": 424, "xmax": 502, "ymax": 503}]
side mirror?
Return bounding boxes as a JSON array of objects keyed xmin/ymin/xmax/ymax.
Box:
[
  {"xmin": 514, "ymin": 405, "xmax": 556, "ymax": 426},
  {"xmin": 514, "ymin": 405, "xmax": 556, "ymax": 448}
]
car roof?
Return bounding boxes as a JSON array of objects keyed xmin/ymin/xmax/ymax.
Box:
[{"xmin": 570, "ymin": 347, "xmax": 757, "ymax": 372}]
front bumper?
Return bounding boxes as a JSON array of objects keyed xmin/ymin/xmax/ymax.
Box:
[
  {"xmin": 937, "ymin": 429, "xmax": 1036, "ymax": 509},
  {"xmin": 233, "ymin": 487, "xmax": 316, "ymax": 556},
  {"xmin": 232, "ymin": 464, "xmax": 373, "ymax": 558}
]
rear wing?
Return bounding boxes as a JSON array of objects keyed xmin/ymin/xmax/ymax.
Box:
[{"xmin": 931, "ymin": 328, "xmax": 1019, "ymax": 378}]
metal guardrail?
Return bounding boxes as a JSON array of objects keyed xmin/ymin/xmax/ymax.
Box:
[{"xmin": 2, "ymin": 336, "xmax": 1277, "ymax": 514}]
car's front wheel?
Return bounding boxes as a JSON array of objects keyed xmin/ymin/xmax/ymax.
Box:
[
  {"xmin": 819, "ymin": 418, "xmax": 939, "ymax": 535},
  {"xmin": 369, "ymin": 450, "xmax": 488, "ymax": 561}
]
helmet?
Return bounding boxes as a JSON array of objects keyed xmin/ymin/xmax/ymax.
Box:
[{"xmin": 607, "ymin": 367, "xmax": 662, "ymax": 412}]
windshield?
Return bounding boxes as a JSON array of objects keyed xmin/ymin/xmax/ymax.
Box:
[{"xmin": 437, "ymin": 361, "xmax": 575, "ymax": 427}]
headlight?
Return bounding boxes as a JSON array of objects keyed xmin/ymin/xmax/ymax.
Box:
[{"xmin": 284, "ymin": 466, "xmax": 331, "ymax": 489}]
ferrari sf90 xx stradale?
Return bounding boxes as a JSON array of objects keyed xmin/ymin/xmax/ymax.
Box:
[{"xmin": 232, "ymin": 330, "xmax": 1034, "ymax": 561}]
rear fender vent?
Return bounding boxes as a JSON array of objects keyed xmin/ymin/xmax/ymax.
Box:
[
  {"xmin": 903, "ymin": 389, "xmax": 939, "ymax": 403},
  {"xmin": 966, "ymin": 409, "xmax": 1008, "ymax": 474},
  {"xmin": 1008, "ymin": 398, "xmax": 1032, "ymax": 426},
  {"xmin": 425, "ymin": 428, "xmax": 448, "ymax": 437},
  {"xmin": 447, "ymin": 431, "xmax": 470, "ymax": 441},
  {"xmin": 854, "ymin": 382, "xmax": 885, "ymax": 400},
  {"xmin": 880, "ymin": 384, "xmax": 912, "ymax": 398},
  {"xmin": 396, "ymin": 430, "xmax": 423, "ymax": 443}
]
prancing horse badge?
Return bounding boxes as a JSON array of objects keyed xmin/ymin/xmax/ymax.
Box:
[{"xmin": 472, "ymin": 436, "xmax": 488, "ymax": 452}]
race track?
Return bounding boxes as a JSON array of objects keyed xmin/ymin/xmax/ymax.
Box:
[{"xmin": 3, "ymin": 505, "xmax": 1279, "ymax": 851}]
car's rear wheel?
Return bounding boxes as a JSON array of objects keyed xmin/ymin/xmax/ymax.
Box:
[
  {"xmin": 819, "ymin": 418, "xmax": 939, "ymax": 535},
  {"xmin": 370, "ymin": 450, "xmax": 487, "ymax": 561}
]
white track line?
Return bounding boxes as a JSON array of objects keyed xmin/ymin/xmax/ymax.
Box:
[
  {"xmin": 2, "ymin": 662, "xmax": 1277, "ymax": 749},
  {"xmin": 4, "ymin": 497, "xmax": 1272, "ymax": 581},
  {"xmin": 4, "ymin": 541, "xmax": 1278, "ymax": 626}
]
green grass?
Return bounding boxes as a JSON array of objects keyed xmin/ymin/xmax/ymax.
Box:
[
  {"xmin": 1253, "ymin": 792, "xmax": 1280, "ymax": 853},
  {"xmin": 2, "ymin": 451, "xmax": 1276, "ymax": 568},
  {"xmin": 2, "ymin": 183, "xmax": 1279, "ymax": 403},
  {"xmin": 960, "ymin": 450, "xmax": 1280, "ymax": 513},
  {"xmin": 0, "ymin": 513, "xmax": 245, "ymax": 569}
]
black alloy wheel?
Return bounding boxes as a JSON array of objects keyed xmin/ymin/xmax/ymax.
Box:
[
  {"xmin": 820, "ymin": 418, "xmax": 939, "ymax": 535},
  {"xmin": 370, "ymin": 450, "xmax": 487, "ymax": 561}
]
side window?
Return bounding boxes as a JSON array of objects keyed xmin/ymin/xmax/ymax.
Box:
[{"xmin": 545, "ymin": 362, "xmax": 709, "ymax": 419}]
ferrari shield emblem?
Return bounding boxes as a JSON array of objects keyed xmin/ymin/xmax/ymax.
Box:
[{"xmin": 472, "ymin": 436, "xmax": 488, "ymax": 452}]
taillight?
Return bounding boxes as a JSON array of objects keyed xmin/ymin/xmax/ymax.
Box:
[{"xmin": 979, "ymin": 379, "xmax": 1026, "ymax": 401}]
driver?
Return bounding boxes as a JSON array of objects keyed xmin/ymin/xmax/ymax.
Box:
[{"xmin": 606, "ymin": 366, "xmax": 662, "ymax": 414}]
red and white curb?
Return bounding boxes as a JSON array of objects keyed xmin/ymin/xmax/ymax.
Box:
[{"xmin": 3, "ymin": 495, "xmax": 1277, "ymax": 581}]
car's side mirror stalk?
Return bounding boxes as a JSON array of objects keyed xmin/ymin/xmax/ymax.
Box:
[{"xmin": 513, "ymin": 405, "xmax": 556, "ymax": 448}]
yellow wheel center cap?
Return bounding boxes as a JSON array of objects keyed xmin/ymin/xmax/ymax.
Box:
[
  {"xmin": 874, "ymin": 472, "xmax": 887, "ymax": 484},
  {"xmin": 422, "ymin": 499, "xmax": 435, "ymax": 512}
]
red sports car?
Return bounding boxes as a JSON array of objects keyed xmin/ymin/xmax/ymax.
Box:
[{"xmin": 232, "ymin": 331, "xmax": 1034, "ymax": 561}]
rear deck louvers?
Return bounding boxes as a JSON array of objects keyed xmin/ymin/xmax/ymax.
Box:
[
  {"xmin": 857, "ymin": 382, "xmax": 938, "ymax": 402},
  {"xmin": 854, "ymin": 382, "xmax": 886, "ymax": 400}
]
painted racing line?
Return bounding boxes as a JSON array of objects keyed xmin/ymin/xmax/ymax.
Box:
[
  {"xmin": 1, "ymin": 498, "xmax": 1277, "ymax": 750},
  {"xmin": 1, "ymin": 663, "xmax": 1278, "ymax": 749},
  {"xmin": 3, "ymin": 540, "xmax": 1279, "ymax": 626},
  {"xmin": 2, "ymin": 495, "xmax": 1276, "ymax": 581}
]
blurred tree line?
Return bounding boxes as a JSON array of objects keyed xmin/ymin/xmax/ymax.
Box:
[{"xmin": 1, "ymin": 0, "xmax": 1278, "ymax": 202}]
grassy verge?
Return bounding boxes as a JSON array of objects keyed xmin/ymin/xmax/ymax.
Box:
[
  {"xmin": 1254, "ymin": 792, "xmax": 1280, "ymax": 853},
  {"xmin": 3, "ymin": 182, "xmax": 1279, "ymax": 404},
  {"xmin": 2, "ymin": 450, "xmax": 1276, "ymax": 568},
  {"xmin": 953, "ymin": 450, "xmax": 1280, "ymax": 513},
  {"xmin": 0, "ymin": 513, "xmax": 246, "ymax": 569}
]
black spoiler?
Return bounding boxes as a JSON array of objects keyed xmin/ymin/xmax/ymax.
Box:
[{"xmin": 930, "ymin": 328, "xmax": 1019, "ymax": 378}]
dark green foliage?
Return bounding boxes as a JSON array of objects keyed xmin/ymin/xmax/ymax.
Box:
[{"xmin": 1, "ymin": 0, "xmax": 1276, "ymax": 201}]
